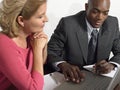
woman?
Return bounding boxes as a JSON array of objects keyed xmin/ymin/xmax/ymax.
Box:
[{"xmin": 0, "ymin": 0, "xmax": 48, "ymax": 89}]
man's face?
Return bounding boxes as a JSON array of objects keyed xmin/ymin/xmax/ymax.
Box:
[{"xmin": 85, "ymin": 0, "xmax": 110, "ymax": 28}]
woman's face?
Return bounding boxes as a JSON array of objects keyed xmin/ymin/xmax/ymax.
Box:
[{"xmin": 23, "ymin": 2, "xmax": 48, "ymax": 34}]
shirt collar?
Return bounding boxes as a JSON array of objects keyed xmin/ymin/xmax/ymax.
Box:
[{"xmin": 85, "ymin": 18, "xmax": 100, "ymax": 34}]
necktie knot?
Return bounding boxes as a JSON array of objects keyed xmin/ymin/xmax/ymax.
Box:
[
  {"xmin": 91, "ymin": 29, "xmax": 98, "ymax": 37},
  {"xmin": 91, "ymin": 29, "xmax": 98, "ymax": 42}
]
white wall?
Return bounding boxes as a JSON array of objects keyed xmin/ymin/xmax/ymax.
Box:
[{"xmin": 45, "ymin": 0, "xmax": 120, "ymax": 40}]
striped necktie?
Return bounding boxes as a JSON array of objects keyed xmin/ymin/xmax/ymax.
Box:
[{"xmin": 87, "ymin": 29, "xmax": 98, "ymax": 65}]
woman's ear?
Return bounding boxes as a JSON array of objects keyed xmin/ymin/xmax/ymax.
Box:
[{"xmin": 17, "ymin": 16, "xmax": 24, "ymax": 27}]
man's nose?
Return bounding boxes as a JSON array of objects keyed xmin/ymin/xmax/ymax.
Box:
[{"xmin": 97, "ymin": 13, "xmax": 103, "ymax": 20}]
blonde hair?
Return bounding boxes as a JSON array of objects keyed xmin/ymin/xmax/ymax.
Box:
[{"xmin": 0, "ymin": 0, "xmax": 46, "ymax": 37}]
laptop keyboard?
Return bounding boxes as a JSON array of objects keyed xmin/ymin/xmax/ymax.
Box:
[{"xmin": 54, "ymin": 70, "xmax": 112, "ymax": 90}]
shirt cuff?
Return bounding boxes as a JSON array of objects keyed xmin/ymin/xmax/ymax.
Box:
[{"xmin": 53, "ymin": 61, "xmax": 66, "ymax": 71}]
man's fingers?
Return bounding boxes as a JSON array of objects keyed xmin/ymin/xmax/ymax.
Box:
[
  {"xmin": 72, "ymin": 66, "xmax": 81, "ymax": 83},
  {"xmin": 63, "ymin": 71, "xmax": 70, "ymax": 81},
  {"xmin": 96, "ymin": 62, "xmax": 114, "ymax": 74},
  {"xmin": 76, "ymin": 68, "xmax": 85, "ymax": 82},
  {"xmin": 96, "ymin": 60, "xmax": 106, "ymax": 67},
  {"xmin": 68, "ymin": 69, "xmax": 76, "ymax": 82},
  {"xmin": 59, "ymin": 63, "xmax": 85, "ymax": 83},
  {"xmin": 79, "ymin": 71, "xmax": 85, "ymax": 81},
  {"xmin": 101, "ymin": 62, "xmax": 108, "ymax": 67}
]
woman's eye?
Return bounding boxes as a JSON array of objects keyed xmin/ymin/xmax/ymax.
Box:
[{"xmin": 39, "ymin": 16, "xmax": 43, "ymax": 18}]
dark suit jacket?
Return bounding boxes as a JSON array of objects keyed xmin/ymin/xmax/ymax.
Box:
[{"xmin": 47, "ymin": 11, "xmax": 120, "ymax": 69}]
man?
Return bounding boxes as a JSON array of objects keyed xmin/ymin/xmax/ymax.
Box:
[{"xmin": 47, "ymin": 0, "xmax": 120, "ymax": 84}]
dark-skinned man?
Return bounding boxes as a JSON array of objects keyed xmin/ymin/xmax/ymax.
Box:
[{"xmin": 47, "ymin": 0, "xmax": 120, "ymax": 88}]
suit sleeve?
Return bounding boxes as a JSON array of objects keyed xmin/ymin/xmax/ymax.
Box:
[
  {"xmin": 47, "ymin": 18, "xmax": 67, "ymax": 65},
  {"xmin": 110, "ymin": 17, "xmax": 120, "ymax": 64}
]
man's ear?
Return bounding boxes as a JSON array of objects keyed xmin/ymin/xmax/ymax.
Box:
[{"xmin": 17, "ymin": 16, "xmax": 24, "ymax": 27}]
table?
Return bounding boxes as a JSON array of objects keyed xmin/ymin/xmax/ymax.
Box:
[{"xmin": 43, "ymin": 72, "xmax": 65, "ymax": 90}]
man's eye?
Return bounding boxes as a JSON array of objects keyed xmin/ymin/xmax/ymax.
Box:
[
  {"xmin": 92, "ymin": 10, "xmax": 99, "ymax": 14},
  {"xmin": 103, "ymin": 12, "xmax": 109, "ymax": 16}
]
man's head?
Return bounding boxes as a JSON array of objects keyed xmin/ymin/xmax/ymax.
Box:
[{"xmin": 85, "ymin": 0, "xmax": 110, "ymax": 28}]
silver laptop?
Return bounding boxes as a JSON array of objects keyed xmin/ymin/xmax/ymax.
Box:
[{"xmin": 54, "ymin": 67, "xmax": 120, "ymax": 90}]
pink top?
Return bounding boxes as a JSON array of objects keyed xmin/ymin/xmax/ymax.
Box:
[{"xmin": 0, "ymin": 33, "xmax": 44, "ymax": 90}]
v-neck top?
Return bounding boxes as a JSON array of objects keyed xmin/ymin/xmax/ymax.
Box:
[{"xmin": 0, "ymin": 33, "xmax": 44, "ymax": 90}]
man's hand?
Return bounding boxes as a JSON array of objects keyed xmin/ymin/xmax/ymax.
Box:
[
  {"xmin": 58, "ymin": 62, "xmax": 85, "ymax": 83},
  {"xmin": 94, "ymin": 60, "xmax": 115, "ymax": 74},
  {"xmin": 114, "ymin": 84, "xmax": 120, "ymax": 90}
]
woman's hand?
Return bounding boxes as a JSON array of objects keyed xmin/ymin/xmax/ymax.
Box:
[
  {"xmin": 30, "ymin": 32, "xmax": 48, "ymax": 50},
  {"xmin": 30, "ymin": 32, "xmax": 48, "ymax": 75},
  {"xmin": 30, "ymin": 32, "xmax": 48, "ymax": 64}
]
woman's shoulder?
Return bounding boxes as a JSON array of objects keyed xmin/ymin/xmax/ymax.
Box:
[
  {"xmin": 0, "ymin": 33, "xmax": 14, "ymax": 48},
  {"xmin": 0, "ymin": 32, "xmax": 11, "ymax": 43}
]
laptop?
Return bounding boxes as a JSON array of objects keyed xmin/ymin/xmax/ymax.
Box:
[{"xmin": 54, "ymin": 67, "xmax": 120, "ymax": 90}]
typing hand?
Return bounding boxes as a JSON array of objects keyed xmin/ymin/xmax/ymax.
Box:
[
  {"xmin": 94, "ymin": 60, "xmax": 115, "ymax": 74},
  {"xmin": 58, "ymin": 62, "xmax": 85, "ymax": 83}
]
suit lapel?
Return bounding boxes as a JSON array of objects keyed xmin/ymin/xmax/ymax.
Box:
[
  {"xmin": 76, "ymin": 29, "xmax": 88, "ymax": 63},
  {"xmin": 96, "ymin": 25, "xmax": 109, "ymax": 61},
  {"xmin": 74, "ymin": 11, "xmax": 88, "ymax": 63}
]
